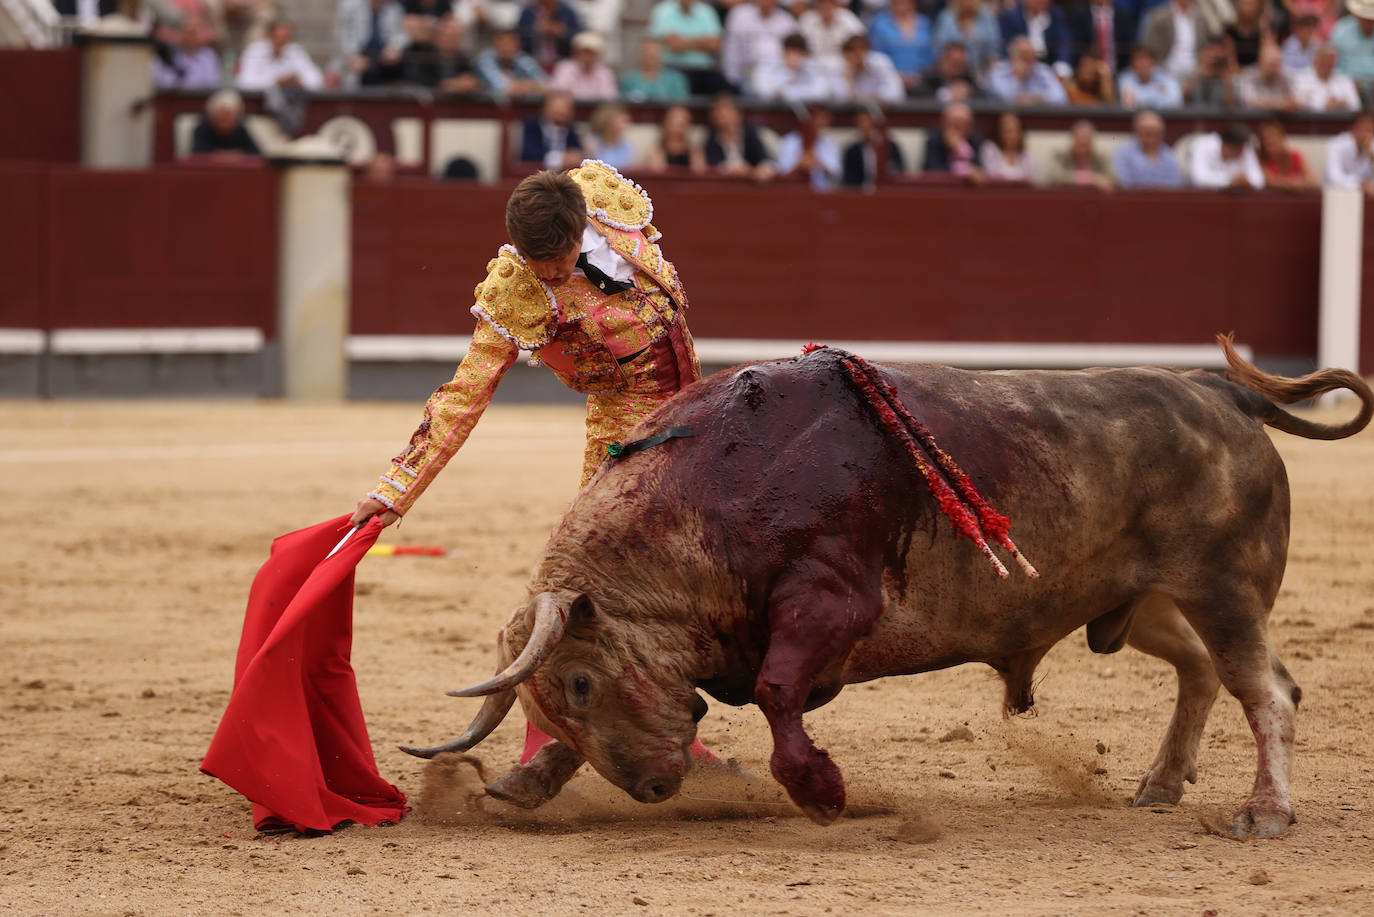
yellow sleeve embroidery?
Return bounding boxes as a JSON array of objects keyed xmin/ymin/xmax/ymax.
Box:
[{"xmin": 368, "ymin": 320, "xmax": 519, "ymax": 515}]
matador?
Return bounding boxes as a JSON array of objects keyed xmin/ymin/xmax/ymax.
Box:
[{"xmin": 351, "ymin": 161, "xmax": 714, "ymax": 793}]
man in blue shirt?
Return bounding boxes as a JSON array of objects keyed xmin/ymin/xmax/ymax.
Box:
[
  {"xmin": 1112, "ymin": 109, "xmax": 1184, "ymax": 188},
  {"xmin": 1118, "ymin": 45, "xmax": 1182, "ymax": 108},
  {"xmin": 986, "ymin": 35, "xmax": 1068, "ymax": 103}
]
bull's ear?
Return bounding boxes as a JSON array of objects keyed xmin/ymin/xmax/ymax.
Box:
[{"xmin": 566, "ymin": 592, "xmax": 598, "ymax": 638}]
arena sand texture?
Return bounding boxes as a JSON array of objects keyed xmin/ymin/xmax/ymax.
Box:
[{"xmin": 1, "ymin": 395, "xmax": 1372, "ymax": 916}]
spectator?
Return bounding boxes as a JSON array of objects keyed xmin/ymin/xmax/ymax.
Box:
[
  {"xmin": 1118, "ymin": 45, "xmax": 1182, "ymax": 108},
  {"xmin": 476, "ymin": 27, "xmax": 548, "ymax": 94},
  {"xmin": 1325, "ymin": 111, "xmax": 1374, "ymax": 189},
  {"xmin": 518, "ymin": 0, "xmax": 581, "ymax": 70},
  {"xmin": 401, "ymin": 0, "xmax": 456, "ymax": 33},
  {"xmin": 1282, "ymin": 14, "xmax": 1322, "ymax": 73},
  {"xmin": 550, "ymin": 30, "xmax": 618, "ymax": 99},
  {"xmin": 1294, "ymin": 44, "xmax": 1361, "ymax": 111},
  {"xmin": 832, "ymin": 33, "xmax": 906, "ymax": 103},
  {"xmin": 933, "ymin": 0, "xmax": 1003, "ymax": 76},
  {"xmin": 454, "ymin": 0, "xmax": 525, "ymax": 49},
  {"xmin": 568, "ymin": 0, "xmax": 624, "ymax": 67},
  {"xmin": 1044, "ymin": 119, "xmax": 1114, "ymax": 189},
  {"xmin": 1256, "ymin": 119, "xmax": 1317, "ymax": 190},
  {"xmin": 648, "ymin": 0, "xmax": 726, "ymax": 96},
  {"xmin": 1068, "ymin": 0, "xmax": 1137, "ymax": 74},
  {"xmin": 1330, "ymin": 0, "xmax": 1374, "ymax": 89},
  {"xmin": 917, "ymin": 40, "xmax": 984, "ymax": 102},
  {"xmin": 981, "ymin": 111, "xmax": 1035, "ymax": 182},
  {"xmin": 776, "ymin": 107, "xmax": 843, "ymax": 191},
  {"xmin": 722, "ymin": 0, "xmax": 797, "ymax": 91},
  {"xmin": 1142, "ymin": 0, "xmax": 1224, "ymax": 83},
  {"xmin": 798, "ymin": 0, "xmax": 865, "ymax": 69},
  {"xmin": 752, "ymin": 32, "xmax": 834, "ymax": 101},
  {"xmin": 236, "ymin": 18, "xmax": 324, "ymax": 91},
  {"xmin": 986, "ymin": 35, "xmax": 1069, "ymax": 104},
  {"xmin": 1224, "ymin": 0, "xmax": 1270, "ymax": 70},
  {"xmin": 330, "ymin": 0, "xmax": 407, "ymax": 88},
  {"xmin": 999, "ymin": 0, "xmax": 1072, "ymax": 73},
  {"xmin": 155, "ymin": 15, "xmax": 223, "ymax": 89},
  {"xmin": 1112, "ymin": 109, "xmax": 1184, "ymax": 188},
  {"xmin": 648, "ymin": 103, "xmax": 707, "ymax": 171},
  {"xmin": 620, "ymin": 38, "xmax": 691, "ymax": 99},
  {"xmin": 1065, "ymin": 51, "xmax": 1116, "ymax": 103},
  {"xmin": 364, "ymin": 151, "xmax": 398, "ymax": 182},
  {"xmin": 1184, "ymin": 35, "xmax": 1234, "ymax": 105},
  {"xmin": 1287, "ymin": 0, "xmax": 1338, "ymax": 42},
  {"xmin": 1234, "ymin": 41, "xmax": 1296, "ymax": 110},
  {"xmin": 221, "ymin": 0, "xmax": 275, "ymax": 70},
  {"xmin": 842, "ymin": 109, "xmax": 906, "ymax": 188},
  {"xmin": 704, "ymin": 94, "xmax": 774, "ymax": 179},
  {"xmin": 519, "ymin": 89, "xmax": 584, "ymax": 169},
  {"xmin": 870, "ymin": 0, "xmax": 936, "ymax": 93},
  {"xmin": 401, "ymin": 16, "xmax": 481, "ymax": 91},
  {"xmin": 585, "ymin": 103, "xmax": 635, "ymax": 169},
  {"xmin": 1189, "ymin": 123, "xmax": 1265, "ymax": 188},
  {"xmin": 922, "ymin": 101, "xmax": 984, "ymax": 180},
  {"xmin": 189, "ymin": 89, "xmax": 261, "ymax": 156}
]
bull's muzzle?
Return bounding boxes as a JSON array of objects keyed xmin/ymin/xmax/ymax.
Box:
[{"xmin": 630, "ymin": 773, "xmax": 683, "ymax": 804}]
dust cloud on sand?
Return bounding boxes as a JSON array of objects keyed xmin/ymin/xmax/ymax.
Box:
[{"xmin": 2, "ymin": 400, "xmax": 1373, "ymax": 916}]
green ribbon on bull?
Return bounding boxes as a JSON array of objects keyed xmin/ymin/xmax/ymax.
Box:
[{"xmin": 606, "ymin": 426, "xmax": 694, "ymax": 460}]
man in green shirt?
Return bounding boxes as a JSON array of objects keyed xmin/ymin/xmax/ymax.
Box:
[
  {"xmin": 648, "ymin": 0, "xmax": 728, "ymax": 94},
  {"xmin": 620, "ymin": 38, "xmax": 691, "ymax": 99}
]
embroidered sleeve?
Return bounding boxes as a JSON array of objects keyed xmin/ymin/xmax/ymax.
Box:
[
  {"xmin": 568, "ymin": 159, "xmax": 653, "ymax": 231},
  {"xmin": 369, "ymin": 320, "xmax": 519, "ymax": 515}
]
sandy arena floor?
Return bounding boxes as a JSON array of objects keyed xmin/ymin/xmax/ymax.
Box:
[{"xmin": 1, "ymin": 393, "xmax": 1372, "ymax": 916}]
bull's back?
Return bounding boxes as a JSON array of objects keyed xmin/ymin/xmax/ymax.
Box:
[{"xmin": 656, "ymin": 355, "xmax": 1288, "ymax": 667}]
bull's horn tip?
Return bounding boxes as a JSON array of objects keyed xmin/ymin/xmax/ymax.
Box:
[{"xmin": 397, "ymin": 744, "xmax": 436, "ymax": 759}]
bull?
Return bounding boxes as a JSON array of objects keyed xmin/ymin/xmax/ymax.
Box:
[{"xmin": 403, "ymin": 337, "xmax": 1372, "ymax": 837}]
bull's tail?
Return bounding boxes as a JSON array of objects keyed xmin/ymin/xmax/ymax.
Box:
[{"xmin": 1217, "ymin": 333, "xmax": 1374, "ymax": 441}]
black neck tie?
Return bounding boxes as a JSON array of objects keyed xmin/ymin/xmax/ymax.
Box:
[{"xmin": 576, "ymin": 252, "xmax": 634, "ymax": 295}]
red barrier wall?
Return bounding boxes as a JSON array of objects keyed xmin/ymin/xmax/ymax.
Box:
[
  {"xmin": 0, "ymin": 166, "xmax": 53, "ymax": 328},
  {"xmin": 2, "ymin": 165, "xmax": 279, "ymax": 334},
  {"xmin": 352, "ymin": 182, "xmax": 1323, "ymax": 361},
  {"xmin": 0, "ymin": 49, "xmax": 81, "ymax": 163}
]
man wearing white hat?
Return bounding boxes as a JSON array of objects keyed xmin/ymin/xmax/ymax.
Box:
[
  {"xmin": 550, "ymin": 30, "xmax": 619, "ymax": 99},
  {"xmin": 1331, "ymin": 0, "xmax": 1374, "ymax": 92}
]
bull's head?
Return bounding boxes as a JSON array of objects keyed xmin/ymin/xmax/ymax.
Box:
[{"xmin": 402, "ymin": 590, "xmax": 706, "ymax": 804}]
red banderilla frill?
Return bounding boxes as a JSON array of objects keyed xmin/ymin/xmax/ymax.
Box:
[{"xmin": 808, "ymin": 345, "xmax": 1038, "ymax": 580}]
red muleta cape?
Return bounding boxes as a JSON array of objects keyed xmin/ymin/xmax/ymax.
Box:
[{"xmin": 202, "ymin": 514, "xmax": 408, "ymax": 833}]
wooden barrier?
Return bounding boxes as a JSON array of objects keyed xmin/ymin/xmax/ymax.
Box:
[
  {"xmin": 351, "ymin": 180, "xmax": 1325, "ymax": 364},
  {"xmin": 0, "ymin": 164, "xmax": 278, "ymax": 333},
  {"xmin": 0, "ymin": 49, "xmax": 80, "ymax": 164}
]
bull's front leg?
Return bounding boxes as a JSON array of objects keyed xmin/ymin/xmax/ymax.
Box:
[
  {"xmin": 484, "ymin": 741, "xmax": 584, "ymax": 808},
  {"xmin": 755, "ymin": 558, "xmax": 880, "ymax": 826}
]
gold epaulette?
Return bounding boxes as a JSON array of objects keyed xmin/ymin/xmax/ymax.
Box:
[
  {"xmin": 569, "ymin": 159, "xmax": 653, "ymax": 232},
  {"xmin": 470, "ymin": 245, "xmax": 559, "ymax": 350}
]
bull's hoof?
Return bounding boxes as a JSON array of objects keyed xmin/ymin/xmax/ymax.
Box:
[
  {"xmin": 800, "ymin": 801, "xmax": 844, "ymax": 826},
  {"xmin": 771, "ymin": 746, "xmax": 846, "ymax": 826},
  {"xmin": 483, "ymin": 742, "xmax": 584, "ymax": 809},
  {"xmin": 1232, "ymin": 803, "xmax": 1296, "ymax": 838},
  {"xmin": 1132, "ymin": 776, "xmax": 1184, "ymax": 808}
]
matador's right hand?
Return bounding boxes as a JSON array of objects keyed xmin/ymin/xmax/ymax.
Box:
[{"xmin": 351, "ymin": 496, "xmax": 400, "ymax": 529}]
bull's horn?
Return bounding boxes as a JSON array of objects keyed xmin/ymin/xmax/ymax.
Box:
[
  {"xmin": 446, "ymin": 591, "xmax": 572, "ymax": 697},
  {"xmin": 398, "ymin": 689, "xmax": 516, "ymax": 759}
]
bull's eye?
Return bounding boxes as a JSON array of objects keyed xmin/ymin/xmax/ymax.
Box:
[{"xmin": 570, "ymin": 674, "xmax": 592, "ymax": 706}]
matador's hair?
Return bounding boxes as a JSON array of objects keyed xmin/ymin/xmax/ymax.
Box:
[{"xmin": 506, "ymin": 170, "xmax": 587, "ymax": 261}]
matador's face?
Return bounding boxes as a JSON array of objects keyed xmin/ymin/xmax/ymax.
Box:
[{"xmin": 526, "ymin": 242, "xmax": 580, "ymax": 288}]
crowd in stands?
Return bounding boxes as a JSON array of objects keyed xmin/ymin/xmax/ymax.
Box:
[
  {"xmin": 108, "ymin": 0, "xmax": 1374, "ymax": 191},
  {"xmin": 134, "ymin": 0, "xmax": 1374, "ymax": 112}
]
